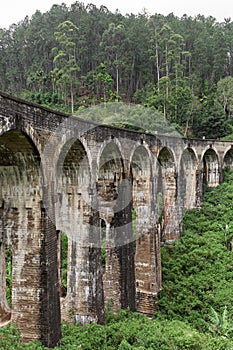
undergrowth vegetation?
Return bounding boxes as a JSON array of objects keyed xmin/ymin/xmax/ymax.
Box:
[
  {"xmin": 2, "ymin": 168, "xmax": 233, "ymax": 349},
  {"xmin": 158, "ymin": 168, "xmax": 233, "ymax": 332}
]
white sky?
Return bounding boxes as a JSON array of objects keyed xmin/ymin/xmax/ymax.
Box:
[{"xmin": 1, "ymin": 0, "xmax": 233, "ymax": 28}]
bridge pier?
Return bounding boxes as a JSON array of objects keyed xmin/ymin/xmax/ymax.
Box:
[
  {"xmin": 0, "ymin": 199, "xmax": 61, "ymax": 347},
  {"xmin": 57, "ymin": 187, "xmax": 105, "ymax": 324},
  {"xmin": 132, "ymin": 145, "xmax": 161, "ymax": 314},
  {"xmin": 0, "ymin": 203, "xmax": 11, "ymax": 325},
  {"xmin": 55, "ymin": 135, "xmax": 105, "ymax": 325},
  {"xmin": 135, "ymin": 224, "xmax": 161, "ymax": 315},
  {"xmin": 157, "ymin": 147, "xmax": 181, "ymax": 242},
  {"xmin": 0, "ymin": 130, "xmax": 61, "ymax": 347},
  {"xmin": 102, "ymin": 177, "xmax": 136, "ymax": 312}
]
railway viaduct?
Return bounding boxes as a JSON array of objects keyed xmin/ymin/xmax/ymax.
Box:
[{"xmin": 0, "ymin": 91, "xmax": 233, "ymax": 347}]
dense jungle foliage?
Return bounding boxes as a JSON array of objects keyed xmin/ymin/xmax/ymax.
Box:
[
  {"xmin": 2, "ymin": 169, "xmax": 233, "ymax": 349},
  {"xmin": 0, "ymin": 1, "xmax": 233, "ymax": 138}
]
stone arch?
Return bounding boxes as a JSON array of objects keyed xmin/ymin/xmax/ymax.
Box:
[
  {"xmin": 131, "ymin": 145, "xmax": 161, "ymax": 315},
  {"xmin": 97, "ymin": 141, "xmax": 123, "ymax": 203},
  {"xmin": 0, "ymin": 130, "xmax": 61, "ymax": 346},
  {"xmin": 56, "ymin": 138, "xmax": 92, "ymax": 236},
  {"xmin": 202, "ymin": 147, "xmax": 220, "ymax": 187},
  {"xmin": 157, "ymin": 147, "xmax": 180, "ymax": 241},
  {"xmin": 223, "ymin": 147, "xmax": 233, "ymax": 170},
  {"xmin": 56, "ymin": 138, "xmax": 104, "ymax": 324},
  {"xmin": 0, "ymin": 121, "xmax": 13, "ymax": 137},
  {"xmin": 179, "ymin": 147, "xmax": 198, "ymax": 209},
  {"xmin": 0, "ymin": 121, "xmax": 42, "ymax": 159},
  {"xmin": 98, "ymin": 140, "xmax": 135, "ymax": 313},
  {"xmin": 131, "ymin": 145, "xmax": 151, "ymax": 227}
]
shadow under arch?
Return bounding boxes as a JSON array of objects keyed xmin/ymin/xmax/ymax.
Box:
[
  {"xmin": 97, "ymin": 140, "xmax": 135, "ymax": 313},
  {"xmin": 179, "ymin": 147, "xmax": 198, "ymax": 210},
  {"xmin": 97, "ymin": 140, "xmax": 124, "ymax": 203},
  {"xmin": 202, "ymin": 147, "xmax": 220, "ymax": 187},
  {"xmin": 223, "ymin": 147, "xmax": 233, "ymax": 170},
  {"xmin": 157, "ymin": 146, "xmax": 180, "ymax": 241},
  {"xmin": 131, "ymin": 145, "xmax": 161, "ymax": 315},
  {"xmin": 56, "ymin": 137, "xmax": 104, "ymax": 325},
  {"xmin": 0, "ymin": 129, "xmax": 61, "ymax": 347}
]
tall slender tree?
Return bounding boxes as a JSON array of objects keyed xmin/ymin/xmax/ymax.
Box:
[{"xmin": 51, "ymin": 20, "xmax": 80, "ymax": 113}]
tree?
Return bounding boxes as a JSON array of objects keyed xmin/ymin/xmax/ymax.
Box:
[
  {"xmin": 82, "ymin": 63, "xmax": 114, "ymax": 102},
  {"xmin": 100, "ymin": 22, "xmax": 128, "ymax": 98},
  {"xmin": 148, "ymin": 14, "xmax": 166, "ymax": 92},
  {"xmin": 215, "ymin": 76, "xmax": 233, "ymax": 118},
  {"xmin": 51, "ymin": 20, "xmax": 80, "ymax": 113}
]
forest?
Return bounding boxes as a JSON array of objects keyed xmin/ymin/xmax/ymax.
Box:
[{"xmin": 0, "ymin": 1, "xmax": 233, "ymax": 138}]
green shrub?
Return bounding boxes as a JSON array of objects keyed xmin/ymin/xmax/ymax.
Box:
[{"xmin": 157, "ymin": 168, "xmax": 233, "ymax": 332}]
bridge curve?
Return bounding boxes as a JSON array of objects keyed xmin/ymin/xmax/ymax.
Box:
[{"xmin": 0, "ymin": 91, "xmax": 233, "ymax": 346}]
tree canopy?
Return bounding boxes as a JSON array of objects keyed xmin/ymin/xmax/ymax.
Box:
[{"xmin": 0, "ymin": 2, "xmax": 233, "ymax": 138}]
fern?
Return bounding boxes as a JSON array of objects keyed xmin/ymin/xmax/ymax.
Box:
[{"xmin": 209, "ymin": 306, "xmax": 233, "ymax": 337}]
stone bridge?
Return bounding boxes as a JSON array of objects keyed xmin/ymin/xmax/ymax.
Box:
[{"xmin": 0, "ymin": 91, "xmax": 233, "ymax": 347}]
